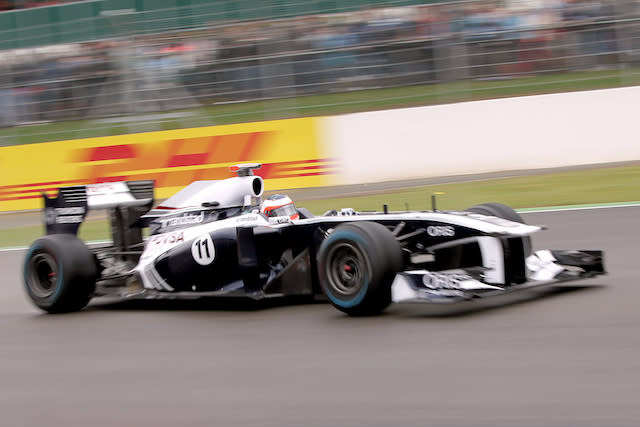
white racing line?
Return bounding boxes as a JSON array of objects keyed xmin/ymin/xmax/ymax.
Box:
[
  {"xmin": 0, "ymin": 247, "xmax": 30, "ymax": 252},
  {"xmin": 517, "ymin": 201, "xmax": 640, "ymax": 214},
  {"xmin": 0, "ymin": 240, "xmax": 111, "ymax": 253},
  {"xmin": 2, "ymin": 202, "xmax": 640, "ymax": 253}
]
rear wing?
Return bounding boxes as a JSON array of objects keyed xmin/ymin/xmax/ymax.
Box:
[{"xmin": 43, "ymin": 181, "xmax": 154, "ymax": 236}]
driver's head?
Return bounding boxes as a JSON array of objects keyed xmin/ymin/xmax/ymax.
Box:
[{"xmin": 260, "ymin": 194, "xmax": 299, "ymax": 220}]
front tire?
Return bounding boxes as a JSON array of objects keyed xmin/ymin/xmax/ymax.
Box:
[
  {"xmin": 317, "ymin": 222, "xmax": 403, "ymax": 316},
  {"xmin": 23, "ymin": 234, "xmax": 98, "ymax": 313},
  {"xmin": 466, "ymin": 202, "xmax": 526, "ymax": 224},
  {"xmin": 466, "ymin": 202, "xmax": 532, "ymax": 257}
]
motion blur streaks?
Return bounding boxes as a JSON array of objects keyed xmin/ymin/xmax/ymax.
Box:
[{"xmin": 0, "ymin": 0, "xmax": 638, "ymax": 128}]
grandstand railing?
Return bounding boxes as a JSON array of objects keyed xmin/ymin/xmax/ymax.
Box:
[{"xmin": 0, "ymin": 0, "xmax": 639, "ymax": 143}]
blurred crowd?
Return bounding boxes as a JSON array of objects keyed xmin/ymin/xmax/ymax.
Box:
[{"xmin": 1, "ymin": 0, "xmax": 639, "ymax": 126}]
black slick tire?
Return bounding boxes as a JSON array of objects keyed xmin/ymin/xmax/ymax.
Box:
[
  {"xmin": 317, "ymin": 221, "xmax": 403, "ymax": 316},
  {"xmin": 23, "ymin": 234, "xmax": 98, "ymax": 313}
]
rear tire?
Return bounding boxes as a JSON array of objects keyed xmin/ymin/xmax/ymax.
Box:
[
  {"xmin": 23, "ymin": 234, "xmax": 97, "ymax": 313},
  {"xmin": 317, "ymin": 222, "xmax": 403, "ymax": 316}
]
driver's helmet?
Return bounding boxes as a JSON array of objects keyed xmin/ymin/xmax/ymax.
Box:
[{"xmin": 260, "ymin": 194, "xmax": 299, "ymax": 220}]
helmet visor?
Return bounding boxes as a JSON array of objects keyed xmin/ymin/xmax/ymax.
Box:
[{"xmin": 268, "ymin": 203, "xmax": 298, "ymax": 218}]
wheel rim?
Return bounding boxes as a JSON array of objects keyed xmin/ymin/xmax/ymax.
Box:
[
  {"xmin": 27, "ymin": 253, "xmax": 58, "ymax": 299},
  {"xmin": 325, "ymin": 242, "xmax": 368, "ymax": 297}
]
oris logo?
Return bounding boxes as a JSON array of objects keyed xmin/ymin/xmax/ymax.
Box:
[
  {"xmin": 422, "ymin": 272, "xmax": 472, "ymax": 290},
  {"xmin": 427, "ymin": 226, "xmax": 455, "ymax": 237}
]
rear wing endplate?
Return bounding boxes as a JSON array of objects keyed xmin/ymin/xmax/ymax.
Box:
[{"xmin": 43, "ymin": 181, "xmax": 154, "ymax": 235}]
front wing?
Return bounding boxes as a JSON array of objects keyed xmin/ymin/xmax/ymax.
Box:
[{"xmin": 391, "ymin": 249, "xmax": 605, "ymax": 304}]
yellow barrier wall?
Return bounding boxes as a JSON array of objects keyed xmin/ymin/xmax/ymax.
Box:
[{"xmin": 0, "ymin": 117, "xmax": 337, "ymax": 212}]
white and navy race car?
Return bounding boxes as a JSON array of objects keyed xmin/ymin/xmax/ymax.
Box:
[{"xmin": 23, "ymin": 164, "xmax": 605, "ymax": 315}]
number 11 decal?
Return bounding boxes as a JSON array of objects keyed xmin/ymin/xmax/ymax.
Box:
[{"xmin": 192, "ymin": 234, "xmax": 215, "ymax": 265}]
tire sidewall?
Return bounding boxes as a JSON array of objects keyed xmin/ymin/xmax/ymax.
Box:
[
  {"xmin": 319, "ymin": 229, "xmax": 372, "ymax": 309},
  {"xmin": 317, "ymin": 221, "xmax": 402, "ymax": 315},
  {"xmin": 23, "ymin": 234, "xmax": 96, "ymax": 313},
  {"xmin": 23, "ymin": 243, "xmax": 65, "ymax": 308}
]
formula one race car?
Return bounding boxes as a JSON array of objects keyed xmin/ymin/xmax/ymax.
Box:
[{"xmin": 23, "ymin": 164, "xmax": 605, "ymax": 315}]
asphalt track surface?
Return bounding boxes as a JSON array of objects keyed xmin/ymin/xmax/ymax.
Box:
[{"xmin": 1, "ymin": 207, "xmax": 638, "ymax": 427}]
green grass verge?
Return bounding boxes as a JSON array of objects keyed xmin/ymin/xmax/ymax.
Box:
[
  {"xmin": 1, "ymin": 68, "xmax": 639, "ymax": 146},
  {"xmin": 2, "ymin": 164, "xmax": 638, "ymax": 248},
  {"xmin": 0, "ymin": 220, "xmax": 112, "ymax": 249},
  {"xmin": 299, "ymin": 164, "xmax": 640, "ymax": 213}
]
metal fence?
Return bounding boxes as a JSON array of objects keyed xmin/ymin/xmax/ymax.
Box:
[
  {"xmin": 0, "ymin": 0, "xmax": 442, "ymax": 50},
  {"xmin": 1, "ymin": 0, "xmax": 640, "ymax": 143}
]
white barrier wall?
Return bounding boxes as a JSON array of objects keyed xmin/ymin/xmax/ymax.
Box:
[{"xmin": 326, "ymin": 86, "xmax": 640, "ymax": 185}]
